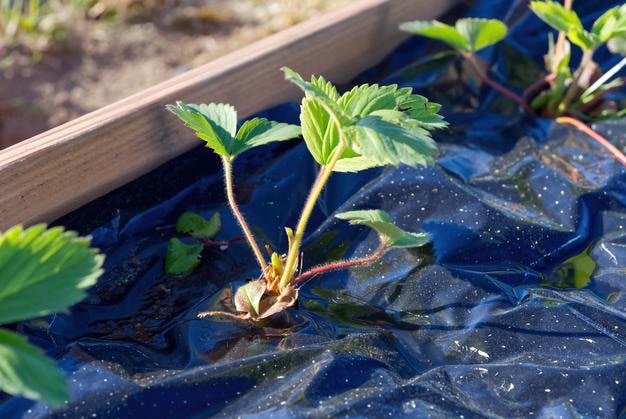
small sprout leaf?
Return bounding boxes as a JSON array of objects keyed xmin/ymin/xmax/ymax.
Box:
[
  {"xmin": 234, "ymin": 280, "xmax": 266, "ymax": 318},
  {"xmin": 608, "ymin": 36, "xmax": 626, "ymax": 55},
  {"xmin": 233, "ymin": 118, "xmax": 301, "ymax": 156},
  {"xmin": 399, "ymin": 20, "xmax": 469, "ymax": 51},
  {"xmin": 167, "ymin": 102, "xmax": 237, "ymax": 157},
  {"xmin": 165, "ymin": 238, "xmax": 203, "ymax": 275},
  {"xmin": 0, "ymin": 329, "xmax": 68, "ymax": 406},
  {"xmin": 455, "ymin": 18, "xmax": 508, "ymax": 52},
  {"xmin": 336, "ymin": 209, "xmax": 430, "ymax": 248},
  {"xmin": 176, "ymin": 212, "xmax": 221, "ymax": 240},
  {"xmin": 271, "ymin": 252, "xmax": 283, "ymax": 275},
  {"xmin": 0, "ymin": 225, "xmax": 104, "ymax": 325}
]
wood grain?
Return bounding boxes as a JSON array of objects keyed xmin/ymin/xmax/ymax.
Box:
[{"xmin": 0, "ymin": 0, "xmax": 457, "ymax": 229}]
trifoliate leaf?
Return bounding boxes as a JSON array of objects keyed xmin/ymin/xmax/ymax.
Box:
[
  {"xmin": 232, "ymin": 117, "xmax": 301, "ymax": 156},
  {"xmin": 336, "ymin": 209, "xmax": 430, "ymax": 248},
  {"xmin": 348, "ymin": 115, "xmax": 438, "ymax": 167},
  {"xmin": 455, "ymin": 18, "xmax": 508, "ymax": 52},
  {"xmin": 0, "ymin": 329, "xmax": 68, "ymax": 406},
  {"xmin": 167, "ymin": 102, "xmax": 236, "ymax": 157},
  {"xmin": 165, "ymin": 238, "xmax": 203, "ymax": 275},
  {"xmin": 399, "ymin": 20, "xmax": 469, "ymax": 51},
  {"xmin": 234, "ymin": 279, "xmax": 266, "ymax": 318},
  {"xmin": 530, "ymin": 1, "xmax": 583, "ymax": 34},
  {"xmin": 176, "ymin": 212, "xmax": 221, "ymax": 240},
  {"xmin": 400, "ymin": 18, "xmax": 507, "ymax": 52},
  {"xmin": 0, "ymin": 225, "xmax": 104, "ymax": 325}
]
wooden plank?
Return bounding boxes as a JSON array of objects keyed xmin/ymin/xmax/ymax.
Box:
[{"xmin": 0, "ymin": 0, "xmax": 457, "ymax": 229}]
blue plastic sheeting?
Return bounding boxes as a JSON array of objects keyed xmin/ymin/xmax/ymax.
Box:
[{"xmin": 2, "ymin": 1, "xmax": 626, "ymax": 417}]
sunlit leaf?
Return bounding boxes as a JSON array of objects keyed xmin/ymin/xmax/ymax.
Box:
[
  {"xmin": 176, "ymin": 212, "xmax": 221, "ymax": 240},
  {"xmin": 0, "ymin": 329, "xmax": 68, "ymax": 406},
  {"xmin": 348, "ymin": 115, "xmax": 438, "ymax": 167},
  {"xmin": 0, "ymin": 225, "xmax": 104, "ymax": 325},
  {"xmin": 592, "ymin": 5, "xmax": 626, "ymax": 42},
  {"xmin": 232, "ymin": 117, "xmax": 301, "ymax": 156},
  {"xmin": 167, "ymin": 102, "xmax": 237, "ymax": 157},
  {"xmin": 530, "ymin": 0, "xmax": 583, "ymax": 33},
  {"xmin": 336, "ymin": 209, "xmax": 430, "ymax": 248},
  {"xmin": 399, "ymin": 20, "xmax": 468, "ymax": 50},
  {"xmin": 165, "ymin": 238, "xmax": 203, "ymax": 275},
  {"xmin": 400, "ymin": 18, "xmax": 506, "ymax": 52},
  {"xmin": 455, "ymin": 18, "xmax": 508, "ymax": 52}
]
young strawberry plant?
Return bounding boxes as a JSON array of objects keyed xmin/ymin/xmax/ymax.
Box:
[
  {"xmin": 167, "ymin": 67, "xmax": 446, "ymax": 321},
  {"xmin": 0, "ymin": 224, "xmax": 104, "ymax": 406},
  {"xmin": 400, "ymin": 1, "xmax": 626, "ymax": 166}
]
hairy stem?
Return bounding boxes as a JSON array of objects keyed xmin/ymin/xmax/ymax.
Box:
[
  {"xmin": 555, "ymin": 116, "xmax": 626, "ymax": 166},
  {"xmin": 222, "ymin": 157, "xmax": 268, "ymax": 275},
  {"xmin": 463, "ymin": 52, "xmax": 534, "ymax": 115},
  {"xmin": 278, "ymin": 143, "xmax": 345, "ymax": 288},
  {"xmin": 293, "ymin": 243, "xmax": 387, "ymax": 283}
]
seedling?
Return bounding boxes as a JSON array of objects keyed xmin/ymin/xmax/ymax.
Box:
[
  {"xmin": 167, "ymin": 67, "xmax": 445, "ymax": 321},
  {"xmin": 0, "ymin": 224, "xmax": 104, "ymax": 406},
  {"xmin": 401, "ymin": 1, "xmax": 626, "ymax": 165}
]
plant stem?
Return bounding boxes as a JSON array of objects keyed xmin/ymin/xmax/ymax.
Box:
[
  {"xmin": 553, "ymin": 0, "xmax": 573, "ymax": 73},
  {"xmin": 222, "ymin": 157, "xmax": 268, "ymax": 275},
  {"xmin": 523, "ymin": 73, "xmax": 555, "ymax": 102},
  {"xmin": 559, "ymin": 49, "xmax": 594, "ymax": 113},
  {"xmin": 293, "ymin": 243, "xmax": 387, "ymax": 283},
  {"xmin": 555, "ymin": 116, "xmax": 626, "ymax": 166},
  {"xmin": 462, "ymin": 52, "xmax": 534, "ymax": 115},
  {"xmin": 278, "ymin": 143, "xmax": 345, "ymax": 288}
]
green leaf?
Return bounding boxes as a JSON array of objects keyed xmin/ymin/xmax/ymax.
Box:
[
  {"xmin": 176, "ymin": 212, "xmax": 221, "ymax": 240},
  {"xmin": 455, "ymin": 18, "xmax": 508, "ymax": 52},
  {"xmin": 0, "ymin": 225, "xmax": 104, "ymax": 325},
  {"xmin": 336, "ymin": 210, "xmax": 430, "ymax": 248},
  {"xmin": 338, "ymin": 84, "xmax": 399, "ymax": 117},
  {"xmin": 165, "ymin": 238, "xmax": 203, "ymax": 275},
  {"xmin": 348, "ymin": 115, "xmax": 438, "ymax": 167},
  {"xmin": 0, "ymin": 329, "xmax": 68, "ymax": 406},
  {"xmin": 529, "ymin": 1, "xmax": 597, "ymax": 50},
  {"xmin": 234, "ymin": 279, "xmax": 266, "ymax": 318},
  {"xmin": 530, "ymin": 1, "xmax": 583, "ymax": 33},
  {"xmin": 400, "ymin": 18, "xmax": 506, "ymax": 52},
  {"xmin": 282, "ymin": 67, "xmax": 351, "ymax": 127},
  {"xmin": 399, "ymin": 20, "xmax": 468, "ymax": 51},
  {"xmin": 397, "ymin": 94, "xmax": 448, "ymax": 130},
  {"xmin": 232, "ymin": 117, "xmax": 301, "ymax": 156},
  {"xmin": 166, "ymin": 101, "xmax": 237, "ymax": 157},
  {"xmin": 332, "ymin": 156, "xmax": 382, "ymax": 173},
  {"xmin": 592, "ymin": 5, "xmax": 626, "ymax": 42}
]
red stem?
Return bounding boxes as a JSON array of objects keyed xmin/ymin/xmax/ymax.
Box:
[
  {"xmin": 292, "ymin": 243, "xmax": 387, "ymax": 284},
  {"xmin": 523, "ymin": 73, "xmax": 556, "ymax": 102},
  {"xmin": 463, "ymin": 53, "xmax": 535, "ymax": 115},
  {"xmin": 556, "ymin": 116, "xmax": 626, "ymax": 167}
]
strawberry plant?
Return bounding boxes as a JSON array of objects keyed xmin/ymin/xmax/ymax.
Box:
[
  {"xmin": 0, "ymin": 224, "xmax": 104, "ymax": 406},
  {"xmin": 167, "ymin": 67, "xmax": 446, "ymax": 321},
  {"xmin": 400, "ymin": 1, "xmax": 626, "ymax": 166}
]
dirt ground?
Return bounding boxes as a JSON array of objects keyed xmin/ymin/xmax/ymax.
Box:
[{"xmin": 0, "ymin": 0, "xmax": 348, "ymax": 149}]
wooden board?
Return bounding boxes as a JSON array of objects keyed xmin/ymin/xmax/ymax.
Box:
[{"xmin": 0, "ymin": 0, "xmax": 457, "ymax": 229}]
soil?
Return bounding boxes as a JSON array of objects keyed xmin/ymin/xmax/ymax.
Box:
[{"xmin": 0, "ymin": 0, "xmax": 348, "ymax": 149}]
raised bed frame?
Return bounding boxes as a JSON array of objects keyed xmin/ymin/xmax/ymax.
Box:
[{"xmin": 0, "ymin": 0, "xmax": 457, "ymax": 230}]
